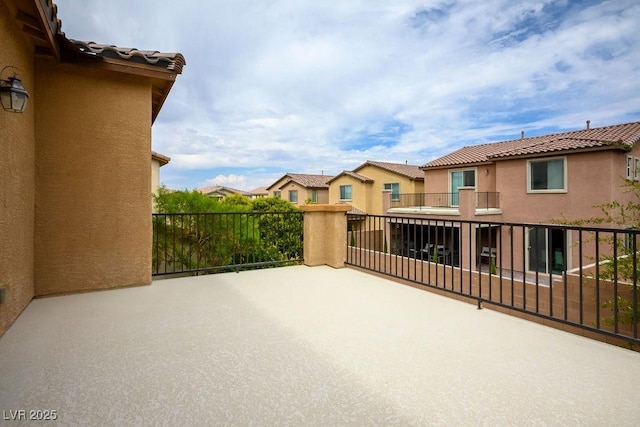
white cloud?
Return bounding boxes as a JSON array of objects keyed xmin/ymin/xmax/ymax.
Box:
[
  {"xmin": 204, "ymin": 174, "xmax": 248, "ymax": 189},
  {"xmin": 54, "ymin": 0, "xmax": 640, "ymax": 190}
]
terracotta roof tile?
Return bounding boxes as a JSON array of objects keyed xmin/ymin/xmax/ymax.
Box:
[
  {"xmin": 249, "ymin": 186, "xmax": 269, "ymax": 195},
  {"xmin": 422, "ymin": 121, "xmax": 640, "ymax": 169},
  {"xmin": 151, "ymin": 151, "xmax": 170, "ymax": 166},
  {"xmin": 327, "ymin": 171, "xmax": 374, "ymax": 184},
  {"xmin": 267, "ymin": 174, "xmax": 334, "ymax": 190},
  {"xmin": 199, "ymin": 186, "xmax": 253, "ymax": 197},
  {"xmin": 70, "ymin": 40, "xmax": 186, "ymax": 73},
  {"xmin": 356, "ymin": 160, "xmax": 424, "ymax": 180}
]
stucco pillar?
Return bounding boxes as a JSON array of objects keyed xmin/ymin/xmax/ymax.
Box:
[
  {"xmin": 300, "ymin": 204, "xmax": 351, "ymax": 268},
  {"xmin": 382, "ymin": 189, "xmax": 392, "ymax": 213},
  {"xmin": 458, "ymin": 187, "xmax": 475, "ymax": 219},
  {"xmin": 459, "ymin": 188, "xmax": 477, "ymax": 270}
]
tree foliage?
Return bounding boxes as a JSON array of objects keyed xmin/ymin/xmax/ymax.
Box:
[
  {"xmin": 152, "ymin": 190, "xmax": 302, "ymax": 274},
  {"xmin": 555, "ymin": 179, "xmax": 640, "ymax": 328}
]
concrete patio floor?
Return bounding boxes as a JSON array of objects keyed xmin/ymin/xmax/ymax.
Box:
[{"xmin": 1, "ymin": 265, "xmax": 639, "ymax": 426}]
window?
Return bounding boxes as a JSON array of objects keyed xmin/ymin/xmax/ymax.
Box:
[
  {"xmin": 273, "ymin": 191, "xmax": 281, "ymax": 199},
  {"xmin": 528, "ymin": 157, "xmax": 566, "ymax": 192},
  {"xmin": 450, "ymin": 169, "xmax": 476, "ymax": 206},
  {"xmin": 340, "ymin": 185, "xmax": 352, "ymax": 201},
  {"xmin": 627, "ymin": 156, "xmax": 634, "ymax": 180},
  {"xmin": 311, "ymin": 190, "xmax": 318, "ymax": 203},
  {"xmin": 384, "ymin": 183, "xmax": 400, "ymax": 201},
  {"xmin": 635, "ymin": 158, "xmax": 640, "ymax": 181},
  {"xmin": 288, "ymin": 190, "xmax": 298, "ymax": 203}
]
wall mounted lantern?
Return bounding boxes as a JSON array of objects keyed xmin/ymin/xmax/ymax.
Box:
[{"xmin": 0, "ymin": 66, "xmax": 29, "ymax": 113}]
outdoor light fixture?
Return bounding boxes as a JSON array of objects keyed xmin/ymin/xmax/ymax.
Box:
[{"xmin": 0, "ymin": 66, "xmax": 29, "ymax": 113}]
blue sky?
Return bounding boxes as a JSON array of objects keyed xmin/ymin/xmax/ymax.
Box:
[{"xmin": 54, "ymin": 0, "xmax": 640, "ymax": 191}]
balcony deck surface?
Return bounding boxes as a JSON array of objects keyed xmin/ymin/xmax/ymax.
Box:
[{"xmin": 1, "ymin": 265, "xmax": 639, "ymax": 425}]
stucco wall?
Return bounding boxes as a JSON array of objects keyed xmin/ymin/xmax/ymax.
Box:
[
  {"xmin": 0, "ymin": 1, "xmax": 36, "ymax": 336},
  {"xmin": 354, "ymin": 165, "xmax": 424, "ymax": 215},
  {"xmin": 34, "ymin": 60, "xmax": 152, "ymax": 295},
  {"xmin": 329, "ymin": 175, "xmax": 371, "ymax": 212}
]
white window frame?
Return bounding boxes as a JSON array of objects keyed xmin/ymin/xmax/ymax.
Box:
[
  {"xmin": 289, "ymin": 190, "xmax": 298, "ymax": 203},
  {"xmin": 339, "ymin": 185, "xmax": 352, "ymax": 201},
  {"xmin": 635, "ymin": 157, "xmax": 640, "ymax": 182},
  {"xmin": 527, "ymin": 156, "xmax": 567, "ymax": 193},
  {"xmin": 311, "ymin": 190, "xmax": 318, "ymax": 203},
  {"xmin": 273, "ymin": 191, "xmax": 281, "ymax": 199},
  {"xmin": 627, "ymin": 156, "xmax": 634, "ymax": 180}
]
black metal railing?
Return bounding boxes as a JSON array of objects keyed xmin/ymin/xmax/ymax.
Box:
[
  {"xmin": 476, "ymin": 192, "xmax": 500, "ymax": 209},
  {"xmin": 391, "ymin": 192, "xmax": 501, "ymax": 210},
  {"xmin": 153, "ymin": 211, "xmax": 304, "ymax": 276},
  {"xmin": 346, "ymin": 213, "xmax": 639, "ymax": 347},
  {"xmin": 390, "ymin": 193, "xmax": 455, "ymax": 209}
]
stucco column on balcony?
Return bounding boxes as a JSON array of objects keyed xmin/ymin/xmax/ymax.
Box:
[{"xmin": 300, "ymin": 204, "xmax": 351, "ymax": 268}]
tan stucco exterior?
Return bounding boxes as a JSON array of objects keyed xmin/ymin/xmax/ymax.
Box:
[
  {"xmin": 300, "ymin": 204, "xmax": 351, "ymax": 268},
  {"xmin": 0, "ymin": 0, "xmax": 183, "ymax": 335},
  {"xmin": 329, "ymin": 164, "xmax": 424, "ymax": 215},
  {"xmin": 268, "ymin": 176, "xmax": 330, "ymax": 206},
  {"xmin": 0, "ymin": 0, "xmax": 36, "ymax": 335},
  {"xmin": 34, "ymin": 60, "xmax": 153, "ymax": 296}
]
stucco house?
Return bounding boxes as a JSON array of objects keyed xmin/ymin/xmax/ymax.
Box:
[
  {"xmin": 266, "ymin": 173, "xmax": 334, "ymax": 206},
  {"xmin": 0, "ymin": 0, "xmax": 185, "ymax": 335},
  {"xmin": 199, "ymin": 185, "xmax": 253, "ymax": 199},
  {"xmin": 249, "ymin": 186, "xmax": 269, "ymax": 199},
  {"xmin": 387, "ymin": 120, "xmax": 640, "ymax": 275},
  {"xmin": 328, "ymin": 160, "xmax": 424, "ymax": 215}
]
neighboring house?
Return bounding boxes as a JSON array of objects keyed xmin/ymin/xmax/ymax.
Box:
[
  {"xmin": 387, "ymin": 120, "xmax": 640, "ymax": 276},
  {"xmin": 151, "ymin": 151, "xmax": 170, "ymax": 211},
  {"xmin": 328, "ymin": 160, "xmax": 425, "ymax": 215},
  {"xmin": 199, "ymin": 185, "xmax": 253, "ymax": 200},
  {"xmin": 249, "ymin": 186, "xmax": 269, "ymax": 199},
  {"xmin": 1, "ymin": 0, "xmax": 184, "ymax": 336},
  {"xmin": 266, "ymin": 173, "xmax": 334, "ymax": 206}
]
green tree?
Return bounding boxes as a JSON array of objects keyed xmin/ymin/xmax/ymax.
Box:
[
  {"xmin": 252, "ymin": 197, "xmax": 303, "ymax": 261},
  {"xmin": 555, "ymin": 179, "xmax": 640, "ymax": 328}
]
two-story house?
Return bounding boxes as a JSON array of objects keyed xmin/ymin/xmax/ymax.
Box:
[
  {"xmin": 266, "ymin": 173, "xmax": 334, "ymax": 206},
  {"xmin": 388, "ymin": 120, "xmax": 640, "ymax": 275},
  {"xmin": 328, "ymin": 160, "xmax": 424, "ymax": 215}
]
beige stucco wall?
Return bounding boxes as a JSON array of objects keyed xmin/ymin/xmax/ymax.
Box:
[
  {"xmin": 0, "ymin": 1, "xmax": 36, "ymax": 335},
  {"xmin": 275, "ymin": 180, "xmax": 329, "ymax": 206},
  {"xmin": 34, "ymin": 60, "xmax": 152, "ymax": 296},
  {"xmin": 329, "ymin": 167, "xmax": 423, "ymax": 215},
  {"xmin": 329, "ymin": 175, "xmax": 372, "ymax": 212}
]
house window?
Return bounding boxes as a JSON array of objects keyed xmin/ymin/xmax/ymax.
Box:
[
  {"xmin": 311, "ymin": 190, "xmax": 318, "ymax": 203},
  {"xmin": 627, "ymin": 156, "xmax": 634, "ymax": 180},
  {"xmin": 450, "ymin": 169, "xmax": 476, "ymax": 206},
  {"xmin": 289, "ymin": 190, "xmax": 298, "ymax": 203},
  {"xmin": 340, "ymin": 185, "xmax": 352, "ymax": 201},
  {"xmin": 635, "ymin": 158, "xmax": 640, "ymax": 181},
  {"xmin": 273, "ymin": 191, "xmax": 281, "ymax": 199},
  {"xmin": 384, "ymin": 183, "xmax": 400, "ymax": 201},
  {"xmin": 528, "ymin": 157, "xmax": 566, "ymax": 192}
]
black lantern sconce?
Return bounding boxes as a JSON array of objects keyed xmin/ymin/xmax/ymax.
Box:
[{"xmin": 0, "ymin": 66, "xmax": 29, "ymax": 113}]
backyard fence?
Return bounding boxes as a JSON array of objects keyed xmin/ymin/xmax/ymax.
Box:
[
  {"xmin": 346, "ymin": 213, "xmax": 640, "ymax": 347},
  {"xmin": 153, "ymin": 211, "xmax": 304, "ymax": 276}
]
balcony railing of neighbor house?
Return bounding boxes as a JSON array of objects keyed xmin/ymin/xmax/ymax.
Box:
[
  {"xmin": 153, "ymin": 212, "xmax": 304, "ymax": 276},
  {"xmin": 346, "ymin": 213, "xmax": 640, "ymax": 347},
  {"xmin": 390, "ymin": 193, "xmax": 454, "ymax": 209},
  {"xmin": 390, "ymin": 192, "xmax": 500, "ymax": 209},
  {"xmin": 476, "ymin": 192, "xmax": 500, "ymax": 209}
]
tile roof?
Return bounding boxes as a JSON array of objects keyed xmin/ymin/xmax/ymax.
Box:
[
  {"xmin": 327, "ymin": 171, "xmax": 374, "ymax": 184},
  {"xmin": 199, "ymin": 186, "xmax": 253, "ymax": 197},
  {"xmin": 249, "ymin": 187, "xmax": 269, "ymax": 196},
  {"xmin": 422, "ymin": 121, "xmax": 640, "ymax": 169},
  {"xmin": 151, "ymin": 151, "xmax": 170, "ymax": 166},
  {"xmin": 70, "ymin": 40, "xmax": 186, "ymax": 74},
  {"xmin": 267, "ymin": 174, "xmax": 334, "ymax": 190},
  {"xmin": 355, "ymin": 160, "xmax": 424, "ymax": 180}
]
